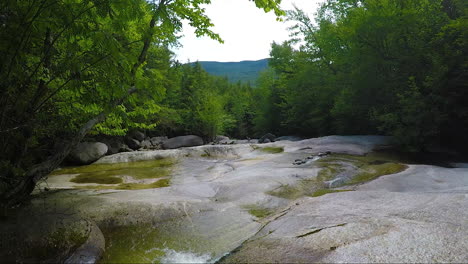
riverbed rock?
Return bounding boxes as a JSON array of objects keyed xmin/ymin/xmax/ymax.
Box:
[
  {"xmin": 0, "ymin": 213, "xmax": 103, "ymax": 263},
  {"xmin": 150, "ymin": 136, "xmax": 167, "ymax": 146},
  {"xmin": 100, "ymin": 137, "xmax": 125, "ymax": 155},
  {"xmin": 124, "ymin": 137, "xmax": 140, "ymax": 150},
  {"xmin": 65, "ymin": 221, "xmax": 105, "ymax": 264},
  {"xmin": 128, "ymin": 130, "xmax": 145, "ymax": 141},
  {"xmin": 68, "ymin": 142, "xmax": 108, "ymax": 165},
  {"xmin": 275, "ymin": 136, "xmax": 303, "ymax": 142},
  {"xmin": 162, "ymin": 135, "xmax": 204, "ymax": 149},
  {"xmin": 35, "ymin": 135, "xmax": 468, "ymax": 263},
  {"xmin": 258, "ymin": 133, "xmax": 276, "ymax": 143},
  {"xmin": 222, "ymin": 190, "xmax": 468, "ymax": 263},
  {"xmin": 215, "ymin": 135, "xmax": 230, "ymax": 144},
  {"xmin": 140, "ymin": 139, "xmax": 152, "ymax": 149}
]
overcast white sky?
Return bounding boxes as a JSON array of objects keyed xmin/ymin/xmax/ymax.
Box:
[{"xmin": 173, "ymin": 0, "xmax": 323, "ymax": 63}]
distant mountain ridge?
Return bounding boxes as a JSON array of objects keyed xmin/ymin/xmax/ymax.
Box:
[{"xmin": 195, "ymin": 58, "xmax": 269, "ymax": 84}]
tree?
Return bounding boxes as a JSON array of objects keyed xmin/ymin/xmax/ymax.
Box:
[{"xmin": 0, "ymin": 0, "xmax": 284, "ymax": 206}]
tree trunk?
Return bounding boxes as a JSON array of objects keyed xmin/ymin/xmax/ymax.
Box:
[{"xmin": 1, "ymin": 87, "xmax": 137, "ymax": 207}]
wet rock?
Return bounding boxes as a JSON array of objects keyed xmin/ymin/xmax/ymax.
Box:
[
  {"xmin": 1, "ymin": 213, "xmax": 101, "ymax": 263},
  {"xmin": 317, "ymin": 151, "xmax": 331, "ymax": 157},
  {"xmin": 324, "ymin": 177, "xmax": 346, "ymax": 188},
  {"xmin": 162, "ymin": 135, "xmax": 204, "ymax": 149},
  {"xmin": 65, "ymin": 221, "xmax": 105, "ymax": 264},
  {"xmin": 68, "ymin": 142, "xmax": 108, "ymax": 165}
]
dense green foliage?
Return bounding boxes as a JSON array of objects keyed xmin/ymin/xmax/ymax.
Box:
[
  {"xmin": 153, "ymin": 62, "xmax": 257, "ymax": 140},
  {"xmin": 254, "ymin": 0, "xmax": 468, "ymax": 152},
  {"xmin": 196, "ymin": 59, "xmax": 269, "ymax": 83}
]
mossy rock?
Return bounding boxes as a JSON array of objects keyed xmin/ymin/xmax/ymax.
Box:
[
  {"xmin": 316, "ymin": 152, "xmax": 408, "ymax": 186},
  {"xmin": 51, "ymin": 158, "xmax": 175, "ymax": 186},
  {"xmin": 268, "ymin": 152, "xmax": 407, "ymax": 200},
  {"xmin": 76, "ymin": 178, "xmax": 171, "ymax": 190},
  {"xmin": 242, "ymin": 204, "xmax": 274, "ymax": 219},
  {"xmin": 259, "ymin": 147, "xmax": 284, "ymax": 154}
]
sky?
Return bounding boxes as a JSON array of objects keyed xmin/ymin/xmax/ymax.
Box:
[{"xmin": 173, "ymin": 0, "xmax": 323, "ymax": 63}]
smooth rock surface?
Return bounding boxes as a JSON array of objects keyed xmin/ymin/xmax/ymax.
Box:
[{"xmin": 30, "ymin": 135, "xmax": 468, "ymax": 263}]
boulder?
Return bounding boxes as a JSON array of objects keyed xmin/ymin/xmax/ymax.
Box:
[
  {"xmin": 140, "ymin": 139, "xmax": 152, "ymax": 149},
  {"xmin": 150, "ymin": 136, "xmax": 167, "ymax": 146},
  {"xmin": 258, "ymin": 133, "xmax": 276, "ymax": 143},
  {"xmin": 128, "ymin": 130, "xmax": 145, "ymax": 141},
  {"xmin": 124, "ymin": 137, "xmax": 140, "ymax": 150},
  {"xmin": 119, "ymin": 145, "xmax": 134, "ymax": 152},
  {"xmin": 65, "ymin": 221, "xmax": 105, "ymax": 264},
  {"xmin": 215, "ymin": 135, "xmax": 230, "ymax": 144},
  {"xmin": 275, "ymin": 136, "xmax": 303, "ymax": 142},
  {"xmin": 100, "ymin": 137, "xmax": 125, "ymax": 155},
  {"xmin": 162, "ymin": 135, "xmax": 204, "ymax": 149},
  {"xmin": 68, "ymin": 142, "xmax": 108, "ymax": 165}
]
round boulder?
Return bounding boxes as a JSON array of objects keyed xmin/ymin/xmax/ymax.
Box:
[
  {"xmin": 68, "ymin": 142, "xmax": 108, "ymax": 165},
  {"xmin": 162, "ymin": 135, "xmax": 204, "ymax": 149},
  {"xmin": 258, "ymin": 133, "xmax": 276, "ymax": 143}
]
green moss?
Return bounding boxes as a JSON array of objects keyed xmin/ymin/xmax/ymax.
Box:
[
  {"xmin": 259, "ymin": 147, "xmax": 284, "ymax": 154},
  {"xmin": 266, "ymin": 180, "xmax": 319, "ymax": 200},
  {"xmin": 52, "ymin": 158, "xmax": 175, "ymax": 185},
  {"xmin": 76, "ymin": 178, "xmax": 170, "ymax": 190},
  {"xmin": 316, "ymin": 163, "xmax": 343, "ymax": 181},
  {"xmin": 100, "ymin": 225, "xmax": 165, "ymax": 263},
  {"xmin": 347, "ymin": 163, "xmax": 408, "ymax": 185},
  {"xmin": 316, "ymin": 153, "xmax": 408, "ymax": 186},
  {"xmin": 20, "ymin": 223, "xmax": 88, "ymax": 262},
  {"xmin": 311, "ymin": 189, "xmax": 352, "ymax": 197},
  {"xmin": 100, "ymin": 223, "xmax": 214, "ymax": 263},
  {"xmin": 70, "ymin": 174, "xmax": 122, "ymax": 184},
  {"xmin": 116, "ymin": 179, "xmax": 171, "ymax": 190},
  {"xmin": 268, "ymin": 152, "xmax": 408, "ymax": 200},
  {"xmin": 242, "ymin": 204, "xmax": 274, "ymax": 219}
]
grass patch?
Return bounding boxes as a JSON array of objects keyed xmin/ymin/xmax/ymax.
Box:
[
  {"xmin": 311, "ymin": 189, "xmax": 352, "ymax": 197},
  {"xmin": 259, "ymin": 147, "xmax": 284, "ymax": 154},
  {"xmin": 242, "ymin": 204, "xmax": 274, "ymax": 219},
  {"xmin": 76, "ymin": 178, "xmax": 171, "ymax": 190}
]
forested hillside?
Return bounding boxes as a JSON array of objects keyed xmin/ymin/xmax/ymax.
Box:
[
  {"xmin": 255, "ymin": 0, "xmax": 467, "ymax": 152},
  {"xmin": 195, "ymin": 59, "xmax": 269, "ymax": 83}
]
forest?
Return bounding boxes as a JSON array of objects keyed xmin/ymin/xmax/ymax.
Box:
[{"xmin": 0, "ymin": 0, "xmax": 467, "ymax": 205}]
